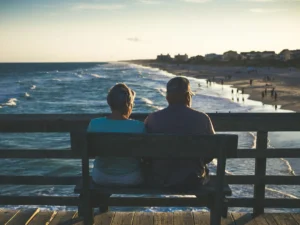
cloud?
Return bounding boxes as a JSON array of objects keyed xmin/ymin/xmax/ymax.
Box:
[
  {"xmin": 250, "ymin": 8, "xmax": 288, "ymax": 12},
  {"xmin": 127, "ymin": 37, "xmax": 141, "ymax": 42},
  {"xmin": 137, "ymin": 0, "xmax": 162, "ymax": 4},
  {"xmin": 71, "ymin": 3, "xmax": 125, "ymax": 11},
  {"xmin": 183, "ymin": 0, "xmax": 212, "ymax": 2}
]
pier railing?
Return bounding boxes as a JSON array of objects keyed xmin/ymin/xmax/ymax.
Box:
[{"xmin": 0, "ymin": 113, "xmax": 300, "ymax": 215}]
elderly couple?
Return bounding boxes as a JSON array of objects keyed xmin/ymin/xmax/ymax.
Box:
[{"xmin": 87, "ymin": 77, "xmax": 215, "ymax": 190}]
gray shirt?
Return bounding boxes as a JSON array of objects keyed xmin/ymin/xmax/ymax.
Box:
[{"xmin": 145, "ymin": 104, "xmax": 215, "ymax": 187}]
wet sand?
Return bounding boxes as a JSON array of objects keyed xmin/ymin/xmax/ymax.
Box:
[{"xmin": 129, "ymin": 60, "xmax": 300, "ymax": 112}]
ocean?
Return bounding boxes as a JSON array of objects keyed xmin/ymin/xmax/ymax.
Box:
[{"xmin": 0, "ymin": 62, "xmax": 299, "ymax": 212}]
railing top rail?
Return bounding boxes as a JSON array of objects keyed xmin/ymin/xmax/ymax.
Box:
[{"xmin": 0, "ymin": 113, "xmax": 300, "ymax": 132}]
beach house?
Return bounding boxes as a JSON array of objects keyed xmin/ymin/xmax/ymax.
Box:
[
  {"xmin": 291, "ymin": 50, "xmax": 300, "ymax": 59},
  {"xmin": 205, "ymin": 53, "xmax": 222, "ymax": 61},
  {"xmin": 156, "ymin": 54, "xmax": 173, "ymax": 62},
  {"xmin": 174, "ymin": 54, "xmax": 189, "ymax": 62},
  {"xmin": 222, "ymin": 51, "xmax": 239, "ymax": 61},
  {"xmin": 188, "ymin": 55, "xmax": 204, "ymax": 63},
  {"xmin": 278, "ymin": 49, "xmax": 291, "ymax": 61},
  {"xmin": 261, "ymin": 51, "xmax": 276, "ymax": 59}
]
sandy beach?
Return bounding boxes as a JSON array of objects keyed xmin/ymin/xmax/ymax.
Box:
[{"xmin": 130, "ymin": 60, "xmax": 300, "ymax": 112}]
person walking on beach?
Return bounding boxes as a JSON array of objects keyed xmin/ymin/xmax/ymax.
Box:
[
  {"xmin": 271, "ymin": 87, "xmax": 275, "ymax": 97},
  {"xmin": 274, "ymin": 92, "xmax": 278, "ymax": 101},
  {"xmin": 261, "ymin": 91, "xmax": 265, "ymax": 99},
  {"xmin": 144, "ymin": 77, "xmax": 214, "ymax": 189},
  {"xmin": 265, "ymin": 88, "xmax": 267, "ymax": 95},
  {"xmin": 250, "ymin": 79, "xmax": 253, "ymax": 86}
]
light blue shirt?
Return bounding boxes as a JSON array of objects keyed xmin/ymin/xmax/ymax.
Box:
[{"xmin": 87, "ymin": 117, "xmax": 145, "ymax": 177}]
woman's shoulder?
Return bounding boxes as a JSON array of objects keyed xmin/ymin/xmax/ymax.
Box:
[{"xmin": 126, "ymin": 119, "xmax": 145, "ymax": 131}]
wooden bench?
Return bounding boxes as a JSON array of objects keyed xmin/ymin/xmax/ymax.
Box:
[{"xmin": 75, "ymin": 133, "xmax": 238, "ymax": 225}]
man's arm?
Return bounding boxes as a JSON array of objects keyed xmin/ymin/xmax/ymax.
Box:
[{"xmin": 204, "ymin": 114, "xmax": 215, "ymax": 164}]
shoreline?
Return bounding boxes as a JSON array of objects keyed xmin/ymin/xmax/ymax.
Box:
[{"xmin": 128, "ymin": 60, "xmax": 300, "ymax": 112}]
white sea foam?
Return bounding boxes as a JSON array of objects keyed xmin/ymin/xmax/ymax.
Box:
[
  {"xmin": 91, "ymin": 73, "xmax": 102, "ymax": 78},
  {"xmin": 52, "ymin": 78, "xmax": 61, "ymax": 82},
  {"xmin": 155, "ymin": 88, "xmax": 167, "ymax": 97},
  {"xmin": 30, "ymin": 85, "xmax": 36, "ymax": 90},
  {"xmin": 24, "ymin": 92, "xmax": 30, "ymax": 98},
  {"xmin": 3, "ymin": 98, "xmax": 18, "ymax": 106},
  {"xmin": 140, "ymin": 97, "xmax": 153, "ymax": 105}
]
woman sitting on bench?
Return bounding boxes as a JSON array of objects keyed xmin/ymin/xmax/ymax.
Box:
[{"xmin": 87, "ymin": 83, "xmax": 145, "ymax": 186}]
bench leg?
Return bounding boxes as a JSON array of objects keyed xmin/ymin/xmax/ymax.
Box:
[
  {"xmin": 82, "ymin": 193, "xmax": 94, "ymax": 225},
  {"xmin": 210, "ymin": 195, "xmax": 222, "ymax": 225},
  {"xmin": 210, "ymin": 205, "xmax": 221, "ymax": 225}
]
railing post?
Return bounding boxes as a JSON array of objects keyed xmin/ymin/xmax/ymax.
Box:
[{"xmin": 253, "ymin": 131, "xmax": 268, "ymax": 216}]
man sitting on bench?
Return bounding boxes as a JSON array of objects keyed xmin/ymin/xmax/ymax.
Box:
[{"xmin": 145, "ymin": 77, "xmax": 215, "ymax": 190}]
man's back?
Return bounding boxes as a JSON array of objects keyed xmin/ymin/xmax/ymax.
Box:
[{"xmin": 145, "ymin": 104, "xmax": 215, "ymax": 188}]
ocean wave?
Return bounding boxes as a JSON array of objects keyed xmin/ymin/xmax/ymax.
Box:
[
  {"xmin": 3, "ymin": 98, "xmax": 18, "ymax": 106},
  {"xmin": 52, "ymin": 78, "xmax": 62, "ymax": 82},
  {"xmin": 140, "ymin": 97, "xmax": 153, "ymax": 105},
  {"xmin": 30, "ymin": 85, "xmax": 36, "ymax": 90},
  {"xmin": 155, "ymin": 88, "xmax": 167, "ymax": 97},
  {"xmin": 24, "ymin": 92, "xmax": 30, "ymax": 98},
  {"xmin": 91, "ymin": 73, "xmax": 102, "ymax": 78}
]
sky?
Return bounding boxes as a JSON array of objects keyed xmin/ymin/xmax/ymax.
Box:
[{"xmin": 0, "ymin": 0, "xmax": 299, "ymax": 62}]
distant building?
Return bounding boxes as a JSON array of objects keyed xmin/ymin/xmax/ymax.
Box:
[
  {"xmin": 261, "ymin": 51, "xmax": 276, "ymax": 59},
  {"xmin": 223, "ymin": 51, "xmax": 239, "ymax": 61},
  {"xmin": 240, "ymin": 51, "xmax": 261, "ymax": 60},
  {"xmin": 205, "ymin": 53, "xmax": 222, "ymax": 61},
  {"xmin": 174, "ymin": 54, "xmax": 189, "ymax": 62},
  {"xmin": 279, "ymin": 49, "xmax": 291, "ymax": 61},
  {"xmin": 188, "ymin": 55, "xmax": 204, "ymax": 63},
  {"xmin": 240, "ymin": 52, "xmax": 250, "ymax": 60},
  {"xmin": 156, "ymin": 54, "xmax": 172, "ymax": 62},
  {"xmin": 291, "ymin": 50, "xmax": 300, "ymax": 59}
]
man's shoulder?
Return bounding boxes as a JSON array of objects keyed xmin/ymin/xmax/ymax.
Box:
[
  {"xmin": 147, "ymin": 108, "xmax": 168, "ymax": 119},
  {"xmin": 187, "ymin": 107, "xmax": 210, "ymax": 119}
]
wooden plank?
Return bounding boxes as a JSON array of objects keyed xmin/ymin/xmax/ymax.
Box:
[
  {"xmin": 94, "ymin": 212, "xmax": 115, "ymax": 225},
  {"xmin": 0, "ymin": 175, "xmax": 79, "ymax": 185},
  {"xmin": 6, "ymin": 208, "xmax": 39, "ymax": 225},
  {"xmin": 0, "ymin": 174, "xmax": 299, "ymax": 186},
  {"xmin": 27, "ymin": 210, "xmax": 55, "ymax": 225},
  {"xmin": 1, "ymin": 113, "xmax": 300, "ymax": 132},
  {"xmin": 1, "ymin": 148, "xmax": 300, "ymax": 159},
  {"xmin": 111, "ymin": 212, "xmax": 134, "ymax": 225},
  {"xmin": 0, "ymin": 196, "xmax": 78, "ymax": 206},
  {"xmin": 87, "ymin": 133, "xmax": 238, "ymax": 158},
  {"xmin": 193, "ymin": 212, "xmax": 235, "ymax": 225},
  {"xmin": 153, "ymin": 212, "xmax": 173, "ymax": 225},
  {"xmin": 253, "ymin": 131, "xmax": 268, "ymax": 216},
  {"xmin": 272, "ymin": 213, "xmax": 299, "ymax": 225},
  {"xmin": 0, "ymin": 150, "xmax": 76, "ymax": 159},
  {"xmin": 263, "ymin": 213, "xmax": 278, "ymax": 225},
  {"xmin": 0, "ymin": 209, "xmax": 19, "ymax": 224},
  {"xmin": 193, "ymin": 212, "xmax": 210, "ymax": 225},
  {"xmin": 231, "ymin": 212, "xmax": 257, "ymax": 225},
  {"xmin": 173, "ymin": 211, "xmax": 194, "ymax": 225},
  {"xmin": 48, "ymin": 211, "xmax": 77, "ymax": 225},
  {"xmin": 290, "ymin": 214, "xmax": 300, "ymax": 224},
  {"xmin": 253, "ymin": 214, "xmax": 269, "ymax": 225},
  {"xmin": 237, "ymin": 149, "xmax": 300, "ymax": 158},
  {"xmin": 133, "ymin": 212, "xmax": 154, "ymax": 225}
]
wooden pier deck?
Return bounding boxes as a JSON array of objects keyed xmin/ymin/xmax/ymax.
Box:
[{"xmin": 1, "ymin": 209, "xmax": 300, "ymax": 225}]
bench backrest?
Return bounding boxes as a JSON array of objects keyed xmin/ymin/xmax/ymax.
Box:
[{"xmin": 85, "ymin": 133, "xmax": 238, "ymax": 158}]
